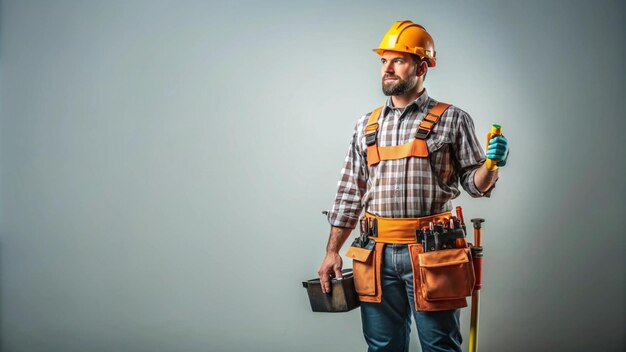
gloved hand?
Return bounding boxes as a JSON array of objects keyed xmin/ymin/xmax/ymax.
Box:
[{"xmin": 486, "ymin": 136, "xmax": 509, "ymax": 167}]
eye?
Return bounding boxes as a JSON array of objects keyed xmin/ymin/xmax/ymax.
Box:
[
  {"xmin": 394, "ymin": 59, "xmax": 404, "ymax": 64},
  {"xmin": 381, "ymin": 59, "xmax": 387, "ymax": 64}
]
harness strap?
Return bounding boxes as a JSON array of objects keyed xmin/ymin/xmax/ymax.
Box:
[
  {"xmin": 364, "ymin": 102, "xmax": 451, "ymax": 167},
  {"xmin": 416, "ymin": 102, "xmax": 450, "ymax": 139},
  {"xmin": 364, "ymin": 107, "xmax": 383, "ymax": 166}
]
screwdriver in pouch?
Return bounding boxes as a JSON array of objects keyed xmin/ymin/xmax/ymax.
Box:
[
  {"xmin": 421, "ymin": 226, "xmax": 429, "ymax": 251},
  {"xmin": 429, "ymin": 222, "xmax": 437, "ymax": 251},
  {"xmin": 456, "ymin": 206, "xmax": 465, "ymax": 226}
]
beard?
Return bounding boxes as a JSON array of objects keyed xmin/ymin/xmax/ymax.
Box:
[{"xmin": 382, "ymin": 75, "xmax": 417, "ymax": 96}]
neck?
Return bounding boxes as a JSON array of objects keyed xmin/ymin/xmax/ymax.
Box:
[{"xmin": 391, "ymin": 83, "xmax": 424, "ymax": 108}]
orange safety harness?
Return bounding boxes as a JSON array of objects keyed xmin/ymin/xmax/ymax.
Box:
[
  {"xmin": 364, "ymin": 102, "xmax": 450, "ymax": 167},
  {"xmin": 348, "ymin": 102, "xmax": 476, "ymax": 311}
]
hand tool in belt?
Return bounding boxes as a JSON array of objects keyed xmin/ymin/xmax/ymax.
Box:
[{"xmin": 416, "ymin": 221, "xmax": 466, "ymax": 252}]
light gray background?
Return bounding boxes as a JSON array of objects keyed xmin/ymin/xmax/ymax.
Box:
[{"xmin": 1, "ymin": 0, "xmax": 624, "ymax": 351}]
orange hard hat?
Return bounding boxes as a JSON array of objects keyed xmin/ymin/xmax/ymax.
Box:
[{"xmin": 373, "ymin": 20, "xmax": 437, "ymax": 67}]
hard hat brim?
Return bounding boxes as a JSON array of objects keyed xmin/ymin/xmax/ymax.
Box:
[{"xmin": 372, "ymin": 48, "xmax": 436, "ymax": 67}]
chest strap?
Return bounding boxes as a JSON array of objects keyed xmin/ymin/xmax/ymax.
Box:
[{"xmin": 364, "ymin": 102, "xmax": 451, "ymax": 167}]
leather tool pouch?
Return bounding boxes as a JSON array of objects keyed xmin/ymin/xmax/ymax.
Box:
[
  {"xmin": 409, "ymin": 245, "xmax": 475, "ymax": 311},
  {"xmin": 345, "ymin": 220, "xmax": 376, "ymax": 296},
  {"xmin": 345, "ymin": 246, "xmax": 375, "ymax": 296},
  {"xmin": 419, "ymin": 247, "xmax": 475, "ymax": 300},
  {"xmin": 346, "ymin": 242, "xmax": 385, "ymax": 302},
  {"xmin": 345, "ymin": 218, "xmax": 378, "ymax": 297}
]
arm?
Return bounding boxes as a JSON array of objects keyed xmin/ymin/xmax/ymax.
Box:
[
  {"xmin": 326, "ymin": 122, "xmax": 369, "ymax": 228},
  {"xmin": 473, "ymin": 163, "xmax": 499, "ymax": 193},
  {"xmin": 317, "ymin": 226, "xmax": 353, "ymax": 293},
  {"xmin": 319, "ymin": 117, "xmax": 368, "ymax": 293},
  {"xmin": 452, "ymin": 110, "xmax": 501, "ymax": 197}
]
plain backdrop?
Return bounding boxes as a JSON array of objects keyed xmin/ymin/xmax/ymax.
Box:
[{"xmin": 1, "ymin": 0, "xmax": 624, "ymax": 351}]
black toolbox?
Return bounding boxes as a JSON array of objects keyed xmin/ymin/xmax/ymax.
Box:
[{"xmin": 302, "ymin": 269, "xmax": 360, "ymax": 312}]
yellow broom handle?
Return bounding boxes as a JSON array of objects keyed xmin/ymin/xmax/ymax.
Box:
[{"xmin": 469, "ymin": 291, "xmax": 480, "ymax": 352}]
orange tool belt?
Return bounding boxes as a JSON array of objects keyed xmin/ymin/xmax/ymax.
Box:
[
  {"xmin": 346, "ymin": 212, "xmax": 475, "ymax": 311},
  {"xmin": 362, "ymin": 211, "xmax": 454, "ymax": 244}
]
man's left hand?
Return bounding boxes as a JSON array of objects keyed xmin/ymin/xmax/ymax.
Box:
[{"xmin": 486, "ymin": 136, "xmax": 509, "ymax": 167}]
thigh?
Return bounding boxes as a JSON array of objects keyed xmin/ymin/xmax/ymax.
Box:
[
  {"xmin": 413, "ymin": 309, "xmax": 462, "ymax": 352},
  {"xmin": 399, "ymin": 247, "xmax": 462, "ymax": 352},
  {"xmin": 360, "ymin": 245, "xmax": 412, "ymax": 352}
]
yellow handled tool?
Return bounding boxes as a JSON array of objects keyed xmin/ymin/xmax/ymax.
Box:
[
  {"xmin": 469, "ymin": 218, "xmax": 485, "ymax": 352},
  {"xmin": 485, "ymin": 124, "xmax": 502, "ymax": 171}
]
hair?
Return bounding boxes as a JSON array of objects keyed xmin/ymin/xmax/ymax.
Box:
[{"xmin": 409, "ymin": 54, "xmax": 421, "ymax": 65}]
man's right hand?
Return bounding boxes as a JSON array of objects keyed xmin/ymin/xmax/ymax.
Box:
[{"xmin": 317, "ymin": 252, "xmax": 344, "ymax": 294}]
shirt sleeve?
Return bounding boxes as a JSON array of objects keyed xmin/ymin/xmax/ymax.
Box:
[
  {"xmin": 453, "ymin": 110, "xmax": 496, "ymax": 198},
  {"xmin": 327, "ymin": 121, "xmax": 368, "ymax": 229}
]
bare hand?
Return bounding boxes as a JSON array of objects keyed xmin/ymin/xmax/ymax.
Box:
[{"xmin": 317, "ymin": 252, "xmax": 343, "ymax": 294}]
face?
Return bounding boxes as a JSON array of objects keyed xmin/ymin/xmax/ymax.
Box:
[{"xmin": 380, "ymin": 51, "xmax": 419, "ymax": 96}]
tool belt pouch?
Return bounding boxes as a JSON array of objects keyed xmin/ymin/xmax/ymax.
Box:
[
  {"xmin": 410, "ymin": 246, "xmax": 475, "ymax": 311},
  {"xmin": 345, "ymin": 246, "xmax": 375, "ymax": 296}
]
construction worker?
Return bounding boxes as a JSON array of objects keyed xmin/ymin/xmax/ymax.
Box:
[{"xmin": 317, "ymin": 21, "xmax": 509, "ymax": 352}]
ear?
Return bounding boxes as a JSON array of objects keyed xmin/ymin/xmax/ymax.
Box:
[{"xmin": 416, "ymin": 60, "xmax": 428, "ymax": 77}]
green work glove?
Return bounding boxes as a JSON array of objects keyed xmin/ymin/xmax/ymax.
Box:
[{"xmin": 486, "ymin": 136, "xmax": 509, "ymax": 167}]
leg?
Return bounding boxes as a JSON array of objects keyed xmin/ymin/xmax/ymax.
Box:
[
  {"xmin": 413, "ymin": 309, "xmax": 462, "ymax": 352},
  {"xmin": 400, "ymin": 247, "xmax": 463, "ymax": 352},
  {"xmin": 360, "ymin": 245, "xmax": 412, "ymax": 352}
]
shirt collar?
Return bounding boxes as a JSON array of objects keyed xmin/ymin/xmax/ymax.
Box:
[{"xmin": 383, "ymin": 88, "xmax": 430, "ymax": 116}]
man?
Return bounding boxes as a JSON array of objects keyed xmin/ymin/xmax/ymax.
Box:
[{"xmin": 317, "ymin": 21, "xmax": 509, "ymax": 352}]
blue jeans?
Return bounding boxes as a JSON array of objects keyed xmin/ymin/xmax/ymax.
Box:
[{"xmin": 360, "ymin": 244, "xmax": 462, "ymax": 352}]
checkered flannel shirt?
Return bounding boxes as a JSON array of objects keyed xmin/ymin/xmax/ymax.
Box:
[{"xmin": 327, "ymin": 89, "xmax": 494, "ymax": 229}]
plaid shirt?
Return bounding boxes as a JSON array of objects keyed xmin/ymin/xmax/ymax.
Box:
[{"xmin": 328, "ymin": 89, "xmax": 493, "ymax": 229}]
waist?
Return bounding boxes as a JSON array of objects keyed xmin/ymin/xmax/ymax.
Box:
[{"xmin": 364, "ymin": 211, "xmax": 453, "ymax": 244}]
